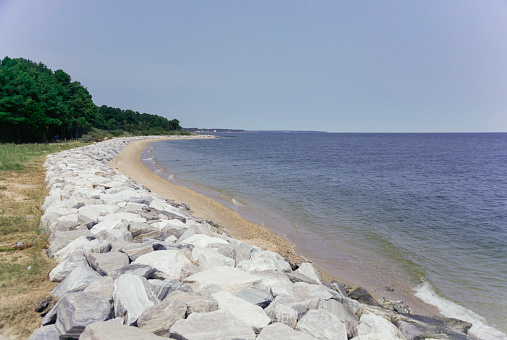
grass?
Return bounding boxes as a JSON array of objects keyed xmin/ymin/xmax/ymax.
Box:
[{"xmin": 0, "ymin": 141, "xmax": 86, "ymax": 339}]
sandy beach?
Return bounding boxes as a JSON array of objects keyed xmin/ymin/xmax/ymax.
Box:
[{"xmin": 109, "ymin": 137, "xmax": 441, "ymax": 317}]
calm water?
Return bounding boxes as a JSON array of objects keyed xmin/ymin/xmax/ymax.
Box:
[{"xmin": 145, "ymin": 133, "xmax": 507, "ymax": 339}]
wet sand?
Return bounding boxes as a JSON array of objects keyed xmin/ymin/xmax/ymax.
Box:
[{"xmin": 109, "ymin": 137, "xmax": 441, "ymax": 317}]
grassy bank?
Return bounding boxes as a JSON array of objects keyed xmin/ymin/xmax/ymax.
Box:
[{"xmin": 0, "ymin": 141, "xmax": 85, "ymax": 339}]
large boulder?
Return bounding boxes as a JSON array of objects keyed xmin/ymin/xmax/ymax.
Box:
[
  {"xmin": 88, "ymin": 251, "xmax": 130, "ymax": 276},
  {"xmin": 54, "ymin": 291, "xmax": 113, "ymax": 339},
  {"xmin": 51, "ymin": 264, "xmax": 102, "ymax": 299},
  {"xmin": 80, "ymin": 318, "xmax": 166, "ymax": 340},
  {"xmin": 137, "ymin": 299, "xmax": 187, "ymax": 336},
  {"xmin": 235, "ymin": 287, "xmax": 273, "ymax": 308},
  {"xmin": 148, "ymin": 279, "xmax": 193, "ymax": 301},
  {"xmin": 237, "ymin": 250, "xmax": 291, "ymax": 273},
  {"xmin": 257, "ymin": 322, "xmax": 318, "ymax": 340},
  {"xmin": 211, "ymin": 290, "xmax": 271, "ymax": 332},
  {"xmin": 192, "ymin": 247, "xmax": 235, "ymax": 270},
  {"xmin": 169, "ymin": 309, "xmax": 256, "ymax": 340},
  {"xmin": 49, "ymin": 251, "xmax": 87, "ymax": 282},
  {"xmin": 134, "ymin": 250, "xmax": 191, "ymax": 280},
  {"xmin": 295, "ymin": 263, "xmax": 322, "ymax": 284},
  {"xmin": 354, "ymin": 311, "xmax": 406, "ymax": 340},
  {"xmin": 185, "ymin": 266, "xmax": 262, "ymax": 294},
  {"xmin": 113, "ymin": 274, "xmax": 160, "ymax": 325},
  {"xmin": 164, "ymin": 291, "xmax": 218, "ymax": 315},
  {"xmin": 296, "ymin": 309, "xmax": 348, "ymax": 340},
  {"xmin": 264, "ymin": 303, "xmax": 299, "ymax": 329}
]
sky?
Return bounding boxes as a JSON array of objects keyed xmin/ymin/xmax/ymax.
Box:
[{"xmin": 1, "ymin": 0, "xmax": 507, "ymax": 132}]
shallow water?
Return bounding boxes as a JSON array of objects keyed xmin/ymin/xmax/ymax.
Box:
[{"xmin": 146, "ymin": 133, "xmax": 507, "ymax": 339}]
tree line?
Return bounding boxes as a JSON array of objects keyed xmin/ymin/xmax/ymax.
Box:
[{"xmin": 0, "ymin": 57, "xmax": 186, "ymax": 143}]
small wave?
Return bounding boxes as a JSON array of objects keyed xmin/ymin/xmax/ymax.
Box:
[
  {"xmin": 142, "ymin": 158, "xmax": 153, "ymax": 161},
  {"xmin": 154, "ymin": 169, "xmax": 163, "ymax": 174},
  {"xmin": 167, "ymin": 175, "xmax": 174, "ymax": 180},
  {"xmin": 231, "ymin": 198, "xmax": 244, "ymax": 207},
  {"xmin": 415, "ymin": 280, "xmax": 507, "ymax": 340}
]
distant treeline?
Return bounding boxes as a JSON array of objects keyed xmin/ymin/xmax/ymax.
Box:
[{"xmin": 0, "ymin": 57, "xmax": 186, "ymax": 143}]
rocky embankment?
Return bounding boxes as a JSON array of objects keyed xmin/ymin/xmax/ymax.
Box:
[{"xmin": 29, "ymin": 137, "xmax": 476, "ymax": 340}]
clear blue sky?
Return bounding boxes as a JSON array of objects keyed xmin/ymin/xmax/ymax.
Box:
[{"xmin": 1, "ymin": 0, "xmax": 506, "ymax": 132}]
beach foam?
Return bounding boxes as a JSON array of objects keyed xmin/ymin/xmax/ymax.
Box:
[{"xmin": 415, "ymin": 280, "xmax": 507, "ymax": 340}]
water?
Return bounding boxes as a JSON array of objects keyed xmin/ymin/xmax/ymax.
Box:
[{"xmin": 145, "ymin": 133, "xmax": 507, "ymax": 339}]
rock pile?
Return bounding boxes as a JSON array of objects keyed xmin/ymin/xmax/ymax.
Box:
[{"xmin": 29, "ymin": 137, "xmax": 476, "ymax": 340}]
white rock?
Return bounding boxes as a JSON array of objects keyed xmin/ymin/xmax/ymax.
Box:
[
  {"xmin": 192, "ymin": 247, "xmax": 235, "ymax": 270},
  {"xmin": 100, "ymin": 212, "xmax": 146, "ymax": 223},
  {"xmin": 258, "ymin": 323, "xmax": 318, "ymax": 340},
  {"xmin": 113, "ymin": 274, "xmax": 160, "ymax": 325},
  {"xmin": 237, "ymin": 250, "xmax": 291, "ymax": 273},
  {"xmin": 78, "ymin": 204, "xmax": 119, "ymax": 222},
  {"xmin": 134, "ymin": 250, "xmax": 190, "ymax": 280},
  {"xmin": 211, "ymin": 290, "xmax": 271, "ymax": 332},
  {"xmin": 296, "ymin": 263, "xmax": 322, "ymax": 284},
  {"xmin": 185, "ymin": 266, "xmax": 262, "ymax": 294},
  {"xmin": 354, "ymin": 311, "xmax": 406, "ymax": 340},
  {"xmin": 181, "ymin": 234, "xmax": 229, "ymax": 248},
  {"xmin": 254, "ymin": 271, "xmax": 294, "ymax": 297},
  {"xmin": 296, "ymin": 309, "xmax": 348, "ymax": 340},
  {"xmin": 53, "ymin": 236, "xmax": 91, "ymax": 262},
  {"xmin": 90, "ymin": 219, "xmax": 127, "ymax": 235}
]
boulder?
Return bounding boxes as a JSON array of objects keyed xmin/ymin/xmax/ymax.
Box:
[
  {"xmin": 134, "ymin": 250, "xmax": 191, "ymax": 280},
  {"xmin": 80, "ymin": 318, "xmax": 166, "ymax": 340},
  {"xmin": 148, "ymin": 279, "xmax": 193, "ymax": 301},
  {"xmin": 89, "ymin": 219, "xmax": 128, "ymax": 235},
  {"xmin": 297, "ymin": 309, "xmax": 348, "ymax": 340},
  {"xmin": 84, "ymin": 276, "xmax": 114, "ymax": 299},
  {"xmin": 51, "ymin": 264, "xmax": 102, "ymax": 299},
  {"xmin": 354, "ymin": 311, "xmax": 406, "ymax": 340},
  {"xmin": 27, "ymin": 325, "xmax": 59, "ymax": 340},
  {"xmin": 264, "ymin": 303, "xmax": 299, "ymax": 329},
  {"xmin": 258, "ymin": 322, "xmax": 318, "ymax": 340},
  {"xmin": 318, "ymin": 298, "xmax": 358, "ymax": 338},
  {"xmin": 100, "ymin": 212, "xmax": 147, "ymax": 223},
  {"xmin": 180, "ymin": 234, "xmax": 228, "ymax": 248},
  {"xmin": 254, "ymin": 271, "xmax": 294, "ymax": 297},
  {"xmin": 88, "ymin": 252, "xmax": 130, "ymax": 276},
  {"xmin": 285, "ymin": 271, "xmax": 320, "ymax": 285},
  {"xmin": 49, "ymin": 251, "xmax": 87, "ymax": 282},
  {"xmin": 185, "ymin": 266, "xmax": 262, "ymax": 294},
  {"xmin": 211, "ymin": 290, "xmax": 271, "ymax": 332},
  {"xmin": 113, "ymin": 274, "xmax": 160, "ymax": 325},
  {"xmin": 164, "ymin": 291, "xmax": 218, "ymax": 315},
  {"xmin": 235, "ymin": 287, "xmax": 273, "ymax": 308},
  {"xmin": 169, "ymin": 309, "xmax": 256, "ymax": 340},
  {"xmin": 137, "ymin": 299, "xmax": 187, "ymax": 336},
  {"xmin": 78, "ymin": 204, "xmax": 119, "ymax": 222},
  {"xmin": 52, "ymin": 236, "xmax": 92, "ymax": 262},
  {"xmin": 108, "ymin": 263, "xmax": 156, "ymax": 280},
  {"xmin": 54, "ymin": 291, "xmax": 113, "ymax": 339},
  {"xmin": 192, "ymin": 247, "xmax": 235, "ymax": 270},
  {"xmin": 119, "ymin": 243, "xmax": 153, "ymax": 261},
  {"xmin": 207, "ymin": 243, "xmax": 237, "ymax": 261},
  {"xmin": 348, "ymin": 287, "xmax": 381, "ymax": 307},
  {"xmin": 237, "ymin": 250, "xmax": 291, "ymax": 273},
  {"xmin": 295, "ymin": 263, "xmax": 322, "ymax": 284}
]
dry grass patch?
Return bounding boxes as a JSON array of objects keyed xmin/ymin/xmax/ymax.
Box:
[{"xmin": 0, "ymin": 141, "xmax": 85, "ymax": 339}]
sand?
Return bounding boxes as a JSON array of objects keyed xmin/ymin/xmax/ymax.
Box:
[{"xmin": 109, "ymin": 137, "xmax": 441, "ymax": 316}]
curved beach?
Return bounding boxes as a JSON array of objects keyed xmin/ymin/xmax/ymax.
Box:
[{"xmin": 109, "ymin": 137, "xmax": 440, "ymax": 317}]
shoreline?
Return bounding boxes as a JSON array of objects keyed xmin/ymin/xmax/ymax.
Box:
[{"xmin": 109, "ymin": 137, "xmax": 442, "ymax": 317}]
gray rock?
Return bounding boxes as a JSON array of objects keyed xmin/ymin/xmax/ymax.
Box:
[
  {"xmin": 169, "ymin": 309, "xmax": 256, "ymax": 340},
  {"xmin": 108, "ymin": 263, "xmax": 156, "ymax": 280},
  {"xmin": 296, "ymin": 309, "xmax": 348, "ymax": 340},
  {"xmin": 84, "ymin": 276, "xmax": 114, "ymax": 299},
  {"xmin": 113, "ymin": 273, "xmax": 160, "ymax": 325},
  {"xmin": 54, "ymin": 291, "xmax": 112, "ymax": 339},
  {"xmin": 185, "ymin": 266, "xmax": 262, "ymax": 294},
  {"xmin": 80, "ymin": 318, "xmax": 166, "ymax": 339},
  {"xmin": 148, "ymin": 279, "xmax": 192, "ymax": 300},
  {"xmin": 208, "ymin": 243, "xmax": 237, "ymax": 261},
  {"xmin": 49, "ymin": 251, "xmax": 87, "ymax": 282},
  {"xmin": 119, "ymin": 243, "xmax": 153, "ymax": 261},
  {"xmin": 51, "ymin": 264, "xmax": 101, "ymax": 299},
  {"xmin": 285, "ymin": 271, "xmax": 320, "ymax": 285},
  {"xmin": 258, "ymin": 323, "xmax": 318, "ymax": 340},
  {"xmin": 295, "ymin": 263, "xmax": 322, "ymax": 284},
  {"xmin": 88, "ymin": 252, "xmax": 130, "ymax": 276},
  {"xmin": 348, "ymin": 287, "xmax": 381, "ymax": 307},
  {"xmin": 401, "ymin": 314, "xmax": 475, "ymax": 340},
  {"xmin": 27, "ymin": 325, "xmax": 59, "ymax": 340},
  {"xmin": 128, "ymin": 222, "xmax": 159, "ymax": 238},
  {"xmin": 165, "ymin": 290, "xmax": 218, "ymax": 315},
  {"xmin": 318, "ymin": 298, "xmax": 358, "ymax": 338},
  {"xmin": 134, "ymin": 250, "xmax": 191, "ymax": 280},
  {"xmin": 180, "ymin": 262, "xmax": 200, "ymax": 280},
  {"xmin": 211, "ymin": 290, "xmax": 271, "ymax": 332},
  {"xmin": 264, "ymin": 303, "xmax": 299, "ymax": 328},
  {"xmin": 235, "ymin": 287, "xmax": 273, "ymax": 308},
  {"xmin": 137, "ymin": 299, "xmax": 187, "ymax": 336}
]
